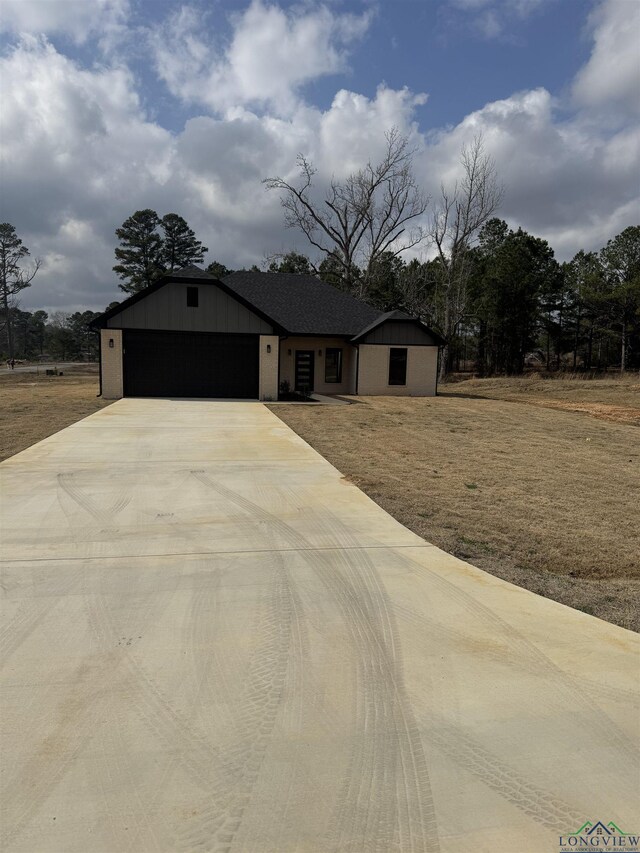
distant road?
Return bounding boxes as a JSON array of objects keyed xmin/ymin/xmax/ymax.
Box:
[{"xmin": 0, "ymin": 362, "xmax": 96, "ymax": 375}]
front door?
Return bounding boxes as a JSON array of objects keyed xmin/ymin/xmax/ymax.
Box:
[{"xmin": 295, "ymin": 350, "xmax": 315, "ymax": 394}]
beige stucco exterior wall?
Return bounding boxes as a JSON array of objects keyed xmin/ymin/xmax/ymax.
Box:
[
  {"xmin": 100, "ymin": 329, "xmax": 123, "ymax": 399},
  {"xmin": 279, "ymin": 337, "xmax": 357, "ymax": 395},
  {"xmin": 357, "ymin": 345, "xmax": 438, "ymax": 396},
  {"xmin": 259, "ymin": 335, "xmax": 279, "ymax": 401}
]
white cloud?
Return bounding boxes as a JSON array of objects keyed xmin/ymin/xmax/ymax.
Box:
[
  {"xmin": 0, "ymin": 36, "xmax": 173, "ymax": 310},
  {"xmin": 0, "ymin": 1, "xmax": 638, "ymax": 315},
  {"xmin": 572, "ymin": 0, "xmax": 640, "ymax": 119},
  {"xmin": 448, "ymin": 0, "xmax": 548, "ymax": 39},
  {"xmin": 0, "ymin": 0, "xmax": 130, "ymax": 45},
  {"xmin": 150, "ymin": 0, "xmax": 371, "ymax": 115},
  {"xmin": 427, "ymin": 88, "xmax": 639, "ymax": 259}
]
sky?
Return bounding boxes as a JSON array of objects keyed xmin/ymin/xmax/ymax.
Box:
[{"xmin": 0, "ymin": 0, "xmax": 639, "ymax": 314}]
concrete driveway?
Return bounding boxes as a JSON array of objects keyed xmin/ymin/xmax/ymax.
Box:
[{"xmin": 1, "ymin": 399, "xmax": 638, "ymax": 852}]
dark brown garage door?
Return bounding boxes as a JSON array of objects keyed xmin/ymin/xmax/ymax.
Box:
[{"xmin": 123, "ymin": 330, "xmax": 259, "ymax": 398}]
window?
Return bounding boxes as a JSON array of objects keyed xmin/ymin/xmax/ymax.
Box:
[
  {"xmin": 325, "ymin": 348, "xmax": 343, "ymax": 383},
  {"xmin": 186, "ymin": 286, "xmax": 199, "ymax": 307},
  {"xmin": 388, "ymin": 348, "xmax": 407, "ymax": 385}
]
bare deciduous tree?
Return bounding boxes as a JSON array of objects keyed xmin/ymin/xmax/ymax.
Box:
[
  {"xmin": 0, "ymin": 223, "xmax": 41, "ymax": 359},
  {"xmin": 431, "ymin": 134, "xmax": 503, "ymax": 378},
  {"xmin": 264, "ymin": 128, "xmax": 429, "ymax": 298}
]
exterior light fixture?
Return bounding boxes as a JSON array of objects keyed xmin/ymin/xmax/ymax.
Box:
[
  {"xmin": 288, "ymin": 349, "xmax": 292, "ymax": 356},
  {"xmin": 318, "ymin": 349, "xmax": 322, "ymax": 356},
  {"xmin": 266, "ymin": 344, "xmax": 271, "ymax": 353},
  {"xmin": 108, "ymin": 338, "xmax": 114, "ymax": 348}
]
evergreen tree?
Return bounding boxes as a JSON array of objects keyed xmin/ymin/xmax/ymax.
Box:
[
  {"xmin": 206, "ymin": 261, "xmax": 234, "ymax": 278},
  {"xmin": 470, "ymin": 220, "xmax": 560, "ymax": 374},
  {"xmin": 366, "ymin": 252, "xmax": 406, "ymax": 311},
  {"xmin": 599, "ymin": 225, "xmax": 640, "ymax": 371},
  {"xmin": 113, "ymin": 209, "xmax": 164, "ymax": 294},
  {"xmin": 268, "ymin": 252, "xmax": 313, "ymax": 275},
  {"xmin": 563, "ymin": 250, "xmax": 605, "ymax": 370},
  {"xmin": 161, "ymin": 213, "xmax": 208, "ymax": 272},
  {"xmin": 318, "ymin": 255, "xmax": 360, "ymax": 291}
]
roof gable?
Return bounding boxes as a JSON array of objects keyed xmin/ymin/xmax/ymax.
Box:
[
  {"xmin": 352, "ymin": 311, "xmax": 446, "ymax": 345},
  {"xmin": 91, "ymin": 267, "xmax": 281, "ymax": 332}
]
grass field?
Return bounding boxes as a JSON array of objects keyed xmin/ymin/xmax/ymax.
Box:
[
  {"xmin": 0, "ymin": 367, "xmax": 110, "ymax": 462},
  {"xmin": 2, "ymin": 369, "xmax": 637, "ymax": 630},
  {"xmin": 271, "ymin": 374, "xmax": 640, "ymax": 631}
]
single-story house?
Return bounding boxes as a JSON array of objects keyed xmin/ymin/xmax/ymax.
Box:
[{"xmin": 91, "ymin": 266, "xmax": 445, "ymax": 400}]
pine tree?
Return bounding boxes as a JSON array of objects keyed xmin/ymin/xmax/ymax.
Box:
[
  {"xmin": 206, "ymin": 261, "xmax": 234, "ymax": 278},
  {"xmin": 268, "ymin": 252, "xmax": 313, "ymax": 275},
  {"xmin": 161, "ymin": 213, "xmax": 207, "ymax": 272},
  {"xmin": 113, "ymin": 209, "xmax": 164, "ymax": 294}
]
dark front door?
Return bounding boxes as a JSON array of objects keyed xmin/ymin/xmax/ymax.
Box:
[
  {"xmin": 122, "ymin": 329, "xmax": 259, "ymax": 398},
  {"xmin": 295, "ymin": 350, "xmax": 315, "ymax": 394}
]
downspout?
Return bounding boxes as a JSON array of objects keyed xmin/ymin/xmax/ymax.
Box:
[
  {"xmin": 435, "ymin": 346, "xmax": 440, "ymax": 396},
  {"xmin": 96, "ymin": 329, "xmax": 102, "ymax": 397},
  {"xmin": 355, "ymin": 345, "xmax": 359, "ymax": 395}
]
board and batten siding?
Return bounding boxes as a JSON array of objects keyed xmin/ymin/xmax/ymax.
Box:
[
  {"xmin": 106, "ymin": 282, "xmax": 273, "ymax": 334},
  {"xmin": 359, "ymin": 321, "xmax": 439, "ymax": 346}
]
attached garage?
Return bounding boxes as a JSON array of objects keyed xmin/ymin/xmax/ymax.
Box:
[
  {"xmin": 93, "ymin": 269, "xmax": 280, "ymax": 400},
  {"xmin": 122, "ymin": 330, "xmax": 259, "ymax": 399}
]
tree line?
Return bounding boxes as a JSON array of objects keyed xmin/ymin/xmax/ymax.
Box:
[
  {"xmin": 2, "ymin": 129, "xmax": 638, "ymax": 372},
  {"xmin": 1, "ymin": 307, "xmax": 102, "ymax": 362},
  {"xmin": 208, "ymin": 222, "xmax": 640, "ymax": 375},
  {"xmin": 262, "ymin": 131, "xmax": 639, "ymax": 375}
]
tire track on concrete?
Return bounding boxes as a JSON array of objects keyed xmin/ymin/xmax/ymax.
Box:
[
  {"xmin": 84, "ymin": 589, "xmax": 228, "ymax": 792},
  {"xmin": 176, "ymin": 485, "xmax": 310, "ymax": 852},
  {"xmin": 190, "ymin": 473, "xmax": 440, "ymax": 853},
  {"xmin": 304, "ymin": 519, "xmax": 439, "ymax": 853},
  {"xmin": 176, "ymin": 565, "xmax": 292, "ymax": 851},
  {"xmin": 184, "ymin": 569, "xmax": 244, "ymax": 734},
  {"xmin": 277, "ymin": 506, "xmax": 439, "ymax": 852},
  {"xmin": 398, "ymin": 550, "xmax": 640, "ymax": 769},
  {"xmin": 0, "ymin": 570, "xmax": 84, "ymax": 668},
  {"xmin": 394, "ymin": 600, "xmax": 640, "ymax": 708},
  {"xmin": 80, "ymin": 547, "xmax": 263, "ymax": 853},
  {"xmin": 82, "ymin": 593, "xmax": 166, "ymax": 853},
  {"xmin": 0, "ymin": 471, "xmax": 132, "ymax": 667},
  {"xmin": 57, "ymin": 472, "xmax": 131, "ymax": 527},
  {"xmin": 425, "ymin": 710, "xmax": 587, "ymax": 830},
  {"xmin": 382, "ymin": 552, "xmax": 636, "ymax": 829}
]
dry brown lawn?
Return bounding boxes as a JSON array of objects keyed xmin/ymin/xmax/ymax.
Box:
[
  {"xmin": 270, "ymin": 374, "xmax": 640, "ymax": 632},
  {"xmin": 0, "ymin": 367, "xmax": 111, "ymax": 461},
  {"xmin": 445, "ymin": 373, "xmax": 640, "ymax": 425}
]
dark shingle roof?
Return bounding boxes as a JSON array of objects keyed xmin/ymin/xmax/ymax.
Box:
[
  {"xmin": 91, "ymin": 266, "xmax": 444, "ymax": 343},
  {"xmin": 222, "ymin": 271, "xmax": 380, "ymax": 336}
]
